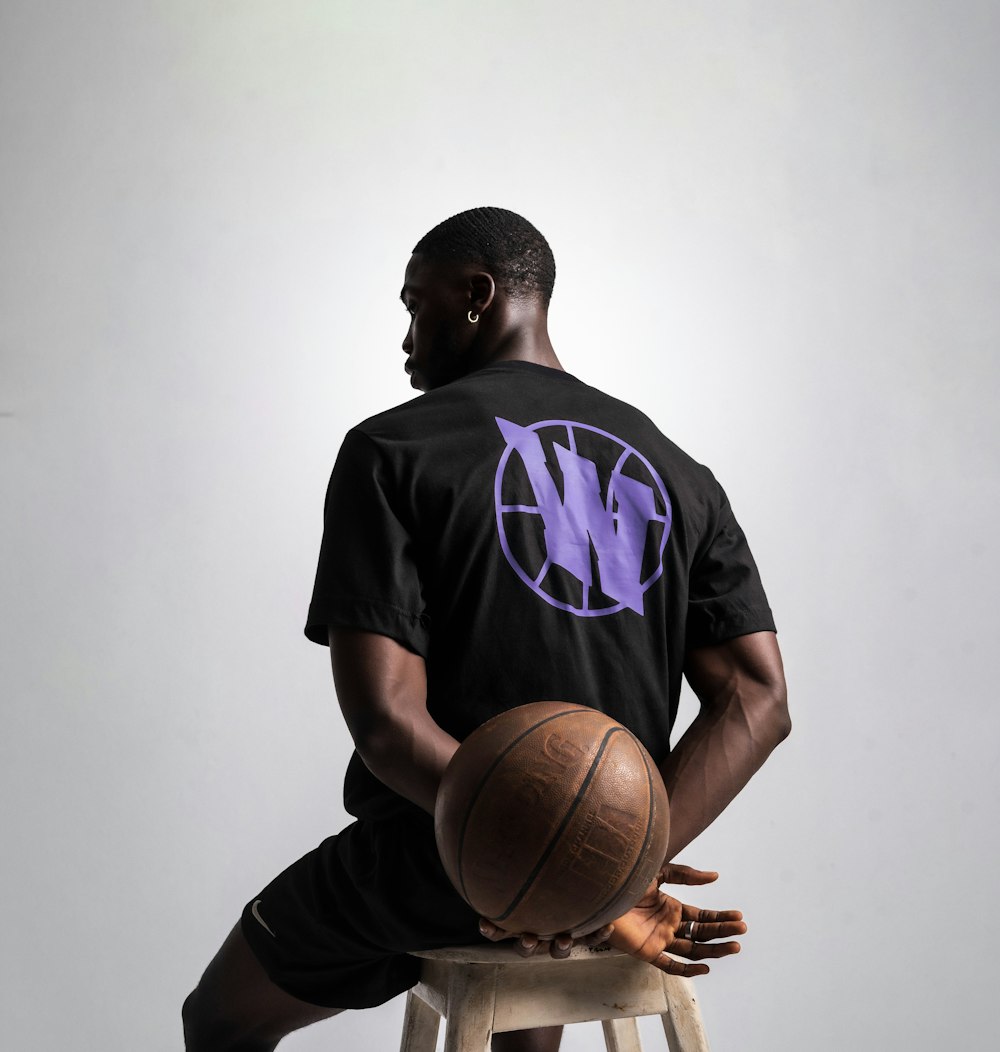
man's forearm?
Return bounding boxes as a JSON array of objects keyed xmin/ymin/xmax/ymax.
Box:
[
  {"xmin": 355, "ymin": 710, "xmax": 459, "ymax": 816},
  {"xmin": 329, "ymin": 627, "xmax": 459, "ymax": 816},
  {"xmin": 660, "ymin": 680, "xmax": 790, "ymax": 859}
]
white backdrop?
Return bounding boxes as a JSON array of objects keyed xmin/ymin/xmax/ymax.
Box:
[{"xmin": 2, "ymin": 2, "xmax": 998, "ymax": 1049}]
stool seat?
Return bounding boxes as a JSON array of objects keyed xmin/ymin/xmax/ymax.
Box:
[{"xmin": 399, "ymin": 943, "xmax": 710, "ymax": 1052}]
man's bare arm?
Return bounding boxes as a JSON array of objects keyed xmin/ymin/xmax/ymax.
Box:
[
  {"xmin": 328, "ymin": 627, "xmax": 458, "ymax": 815},
  {"xmin": 661, "ymin": 631, "xmax": 791, "ymax": 860}
]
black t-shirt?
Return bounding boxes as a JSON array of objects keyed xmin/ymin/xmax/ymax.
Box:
[{"xmin": 306, "ymin": 361, "xmax": 776, "ymax": 819}]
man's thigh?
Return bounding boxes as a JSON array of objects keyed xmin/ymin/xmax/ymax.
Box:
[
  {"xmin": 237, "ymin": 814, "xmax": 481, "ymax": 1008},
  {"xmin": 190, "ymin": 812, "xmax": 480, "ymax": 1020},
  {"xmin": 183, "ymin": 924, "xmax": 564, "ymax": 1052}
]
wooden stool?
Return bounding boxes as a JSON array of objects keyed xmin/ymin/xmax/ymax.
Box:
[{"xmin": 399, "ymin": 943, "xmax": 710, "ymax": 1052}]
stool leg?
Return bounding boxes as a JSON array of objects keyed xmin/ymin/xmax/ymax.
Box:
[
  {"xmin": 660, "ymin": 976, "xmax": 710, "ymax": 1052},
  {"xmin": 443, "ymin": 966, "xmax": 496, "ymax": 1052},
  {"xmin": 601, "ymin": 1017, "xmax": 643, "ymax": 1052},
  {"xmin": 400, "ymin": 990, "xmax": 441, "ymax": 1052}
]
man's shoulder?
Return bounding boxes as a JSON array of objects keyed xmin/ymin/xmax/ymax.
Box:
[
  {"xmin": 344, "ymin": 367, "xmax": 719, "ymax": 494},
  {"xmin": 571, "ymin": 382, "xmax": 718, "ymax": 483},
  {"xmin": 345, "ymin": 364, "xmax": 550, "ymax": 443},
  {"xmin": 348, "ymin": 392, "xmax": 429, "ymax": 441}
]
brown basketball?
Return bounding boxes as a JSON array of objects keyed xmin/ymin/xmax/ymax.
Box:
[{"xmin": 434, "ymin": 701, "xmax": 670, "ymax": 939}]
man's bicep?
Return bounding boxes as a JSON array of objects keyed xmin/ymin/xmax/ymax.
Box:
[{"xmin": 683, "ymin": 631, "xmax": 786, "ymax": 709}]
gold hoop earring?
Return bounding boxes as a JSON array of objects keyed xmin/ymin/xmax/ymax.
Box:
[{"xmin": 467, "ymin": 311, "xmax": 479, "ymax": 324}]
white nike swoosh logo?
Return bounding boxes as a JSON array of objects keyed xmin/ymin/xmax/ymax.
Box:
[{"xmin": 251, "ymin": 899, "xmax": 276, "ymax": 937}]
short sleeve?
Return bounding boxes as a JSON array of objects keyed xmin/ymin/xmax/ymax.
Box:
[
  {"xmin": 304, "ymin": 428, "xmax": 430, "ymax": 655},
  {"xmin": 685, "ymin": 482, "xmax": 776, "ymax": 650}
]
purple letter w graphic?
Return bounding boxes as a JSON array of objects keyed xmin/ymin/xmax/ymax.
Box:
[{"xmin": 496, "ymin": 418, "xmax": 662, "ymax": 615}]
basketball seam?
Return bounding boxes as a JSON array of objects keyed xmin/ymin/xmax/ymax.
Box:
[
  {"xmin": 491, "ymin": 726, "xmax": 623, "ymax": 925},
  {"xmin": 572, "ymin": 731, "xmax": 659, "ymax": 933},
  {"xmin": 455, "ymin": 708, "xmax": 588, "ymax": 905}
]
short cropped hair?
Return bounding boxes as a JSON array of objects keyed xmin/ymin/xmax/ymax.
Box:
[{"xmin": 413, "ymin": 207, "xmax": 556, "ymax": 306}]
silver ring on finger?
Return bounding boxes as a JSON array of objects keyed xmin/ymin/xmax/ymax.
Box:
[{"xmin": 682, "ymin": 921, "xmax": 696, "ymax": 941}]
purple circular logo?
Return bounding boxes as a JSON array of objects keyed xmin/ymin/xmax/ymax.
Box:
[{"xmin": 494, "ymin": 417, "xmax": 672, "ymax": 617}]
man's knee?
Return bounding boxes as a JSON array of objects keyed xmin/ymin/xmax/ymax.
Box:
[
  {"xmin": 183, "ymin": 923, "xmax": 344, "ymax": 1051},
  {"xmin": 182, "ymin": 985, "xmax": 275, "ymax": 1052}
]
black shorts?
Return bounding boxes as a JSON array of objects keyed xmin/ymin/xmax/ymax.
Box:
[{"xmin": 240, "ymin": 811, "xmax": 483, "ymax": 1009}]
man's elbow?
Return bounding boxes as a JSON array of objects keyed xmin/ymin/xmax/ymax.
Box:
[
  {"xmin": 758, "ymin": 682, "xmax": 791, "ymax": 749},
  {"xmin": 351, "ymin": 719, "xmax": 403, "ymax": 777}
]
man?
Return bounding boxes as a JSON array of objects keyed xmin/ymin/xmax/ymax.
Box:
[{"xmin": 183, "ymin": 208, "xmax": 790, "ymax": 1052}]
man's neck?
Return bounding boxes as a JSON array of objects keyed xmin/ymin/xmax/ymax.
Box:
[{"xmin": 476, "ymin": 313, "xmax": 562, "ymax": 373}]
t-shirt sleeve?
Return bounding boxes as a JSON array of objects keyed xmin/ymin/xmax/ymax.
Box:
[
  {"xmin": 685, "ymin": 480, "xmax": 776, "ymax": 650},
  {"xmin": 304, "ymin": 428, "xmax": 430, "ymax": 655}
]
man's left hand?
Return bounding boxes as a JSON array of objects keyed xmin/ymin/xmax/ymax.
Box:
[
  {"xmin": 607, "ymin": 863, "xmax": 746, "ymax": 976},
  {"xmin": 477, "ymin": 918, "xmax": 615, "ymax": 960}
]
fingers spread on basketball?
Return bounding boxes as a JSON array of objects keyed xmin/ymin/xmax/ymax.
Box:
[
  {"xmin": 549, "ymin": 935, "xmax": 574, "ymax": 960},
  {"xmin": 477, "ymin": 920, "xmax": 548, "ymax": 957},
  {"xmin": 518, "ymin": 934, "xmax": 575, "ymax": 960},
  {"xmin": 583, "ymin": 924, "xmax": 614, "ymax": 947},
  {"xmin": 478, "ymin": 919, "xmax": 505, "ymax": 942},
  {"xmin": 478, "ymin": 918, "xmax": 605, "ymax": 961},
  {"xmin": 515, "ymin": 935, "xmax": 548, "ymax": 958}
]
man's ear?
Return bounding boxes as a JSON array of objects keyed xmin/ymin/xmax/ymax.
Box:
[{"xmin": 469, "ymin": 272, "xmax": 496, "ymax": 316}]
